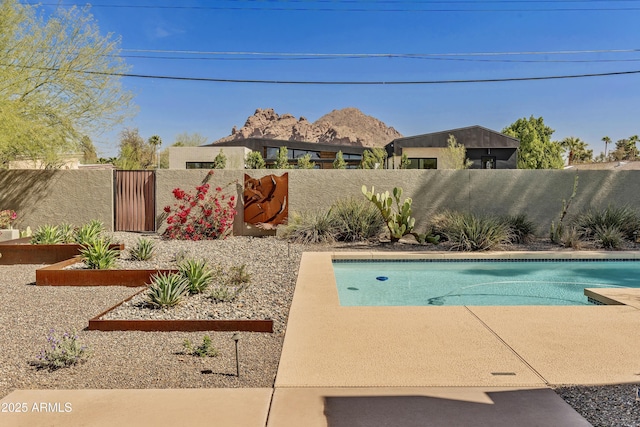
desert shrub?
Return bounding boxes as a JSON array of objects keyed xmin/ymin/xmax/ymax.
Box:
[
  {"xmin": 561, "ymin": 226, "xmax": 583, "ymax": 249},
  {"xmin": 502, "ymin": 214, "xmax": 536, "ymax": 244},
  {"xmin": 330, "ymin": 197, "xmax": 385, "ymax": 242},
  {"xmin": 146, "ymin": 272, "xmax": 189, "ymax": 308},
  {"xmin": 33, "ymin": 329, "xmax": 89, "ymax": 370},
  {"xmin": 130, "ymin": 237, "xmax": 155, "ymax": 261},
  {"xmin": 210, "ymin": 264, "xmax": 252, "ymax": 303},
  {"xmin": 280, "ymin": 209, "xmax": 337, "ymax": 244},
  {"xmin": 74, "ymin": 220, "xmax": 104, "ymax": 245},
  {"xmin": 434, "ymin": 211, "xmax": 512, "ymax": 251},
  {"xmin": 80, "ymin": 237, "xmax": 119, "ymax": 269},
  {"xmin": 594, "ymin": 224, "xmax": 625, "ymax": 249},
  {"xmin": 163, "ymin": 172, "xmax": 237, "ymax": 241},
  {"xmin": 183, "ymin": 335, "xmax": 219, "ymax": 357},
  {"xmin": 178, "ymin": 259, "xmax": 213, "ymax": 294},
  {"xmin": 573, "ymin": 205, "xmax": 640, "ymax": 241}
]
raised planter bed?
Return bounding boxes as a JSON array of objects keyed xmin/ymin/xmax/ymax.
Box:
[
  {"xmin": 36, "ymin": 257, "xmax": 176, "ymax": 287},
  {"xmin": 88, "ymin": 289, "xmax": 273, "ymax": 332},
  {"xmin": 0, "ymin": 239, "xmax": 124, "ymax": 265}
]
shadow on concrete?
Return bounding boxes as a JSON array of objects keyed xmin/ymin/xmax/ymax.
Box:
[{"xmin": 323, "ymin": 388, "xmax": 591, "ymax": 427}]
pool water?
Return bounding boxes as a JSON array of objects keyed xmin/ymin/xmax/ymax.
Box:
[{"xmin": 332, "ymin": 260, "xmax": 640, "ymax": 306}]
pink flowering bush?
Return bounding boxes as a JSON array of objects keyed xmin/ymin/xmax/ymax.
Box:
[
  {"xmin": 163, "ymin": 175, "xmax": 237, "ymax": 240},
  {"xmin": 0, "ymin": 209, "xmax": 17, "ymax": 229}
]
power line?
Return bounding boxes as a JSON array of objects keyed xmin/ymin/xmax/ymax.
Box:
[
  {"xmin": 119, "ymin": 53, "xmax": 640, "ymax": 64},
  {"xmin": 31, "ymin": 2, "xmax": 640, "ymax": 12},
  {"xmin": 9, "ymin": 64, "xmax": 638, "ymax": 84},
  {"xmin": 120, "ymin": 48, "xmax": 640, "ymax": 57}
]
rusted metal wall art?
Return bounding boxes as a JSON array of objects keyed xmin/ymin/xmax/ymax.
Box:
[{"xmin": 243, "ymin": 173, "xmax": 288, "ymax": 227}]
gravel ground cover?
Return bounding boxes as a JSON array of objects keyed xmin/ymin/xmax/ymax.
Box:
[{"xmin": 0, "ymin": 232, "xmax": 638, "ymax": 426}]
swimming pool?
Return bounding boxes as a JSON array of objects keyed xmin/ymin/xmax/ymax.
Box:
[{"xmin": 333, "ymin": 260, "xmax": 640, "ymax": 306}]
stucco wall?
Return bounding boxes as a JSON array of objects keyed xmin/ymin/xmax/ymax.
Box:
[
  {"xmin": 0, "ymin": 170, "xmax": 113, "ymax": 231},
  {"xmin": 2, "ymin": 169, "xmax": 639, "ymax": 238}
]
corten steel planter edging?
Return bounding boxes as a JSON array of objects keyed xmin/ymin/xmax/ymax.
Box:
[
  {"xmin": 88, "ymin": 289, "xmax": 273, "ymax": 333},
  {"xmin": 0, "ymin": 240, "xmax": 124, "ymax": 265},
  {"xmin": 36, "ymin": 257, "xmax": 177, "ymax": 287}
]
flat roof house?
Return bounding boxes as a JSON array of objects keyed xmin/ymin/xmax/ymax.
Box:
[
  {"xmin": 386, "ymin": 126, "xmax": 520, "ymax": 169},
  {"xmin": 169, "ymin": 138, "xmax": 368, "ymax": 169}
]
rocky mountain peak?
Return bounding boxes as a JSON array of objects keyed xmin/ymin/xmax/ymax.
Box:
[{"xmin": 214, "ymin": 107, "xmax": 402, "ymax": 147}]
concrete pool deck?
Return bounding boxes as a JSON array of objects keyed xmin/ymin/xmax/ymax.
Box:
[{"xmin": 2, "ymin": 251, "xmax": 639, "ymax": 426}]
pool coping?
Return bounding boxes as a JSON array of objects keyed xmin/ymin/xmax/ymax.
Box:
[{"xmin": 276, "ymin": 250, "xmax": 640, "ymax": 389}]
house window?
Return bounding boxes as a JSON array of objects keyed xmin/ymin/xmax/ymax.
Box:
[
  {"xmin": 186, "ymin": 162, "xmax": 216, "ymax": 169},
  {"xmin": 407, "ymin": 158, "xmax": 437, "ymax": 169}
]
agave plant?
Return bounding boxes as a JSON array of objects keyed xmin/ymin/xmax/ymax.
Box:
[
  {"xmin": 146, "ymin": 272, "xmax": 189, "ymax": 308},
  {"xmin": 130, "ymin": 237, "xmax": 155, "ymax": 261},
  {"xmin": 57, "ymin": 223, "xmax": 76, "ymax": 243},
  {"xmin": 30, "ymin": 225, "xmax": 64, "ymax": 244},
  {"xmin": 178, "ymin": 259, "xmax": 213, "ymax": 294},
  {"xmin": 74, "ymin": 220, "xmax": 105, "ymax": 245},
  {"xmin": 80, "ymin": 237, "xmax": 119, "ymax": 269}
]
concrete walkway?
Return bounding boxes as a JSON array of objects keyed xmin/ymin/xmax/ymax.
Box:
[{"xmin": 3, "ymin": 251, "xmax": 640, "ymax": 426}]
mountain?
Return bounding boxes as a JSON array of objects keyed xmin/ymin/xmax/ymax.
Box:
[{"xmin": 213, "ymin": 107, "xmax": 402, "ymax": 147}]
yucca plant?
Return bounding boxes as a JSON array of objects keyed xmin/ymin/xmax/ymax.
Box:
[
  {"xmin": 594, "ymin": 224, "xmax": 625, "ymax": 249},
  {"xmin": 74, "ymin": 220, "xmax": 105, "ymax": 245},
  {"xmin": 573, "ymin": 205, "xmax": 640, "ymax": 241},
  {"xmin": 502, "ymin": 214, "xmax": 536, "ymax": 244},
  {"xmin": 178, "ymin": 259, "xmax": 213, "ymax": 294},
  {"xmin": 330, "ymin": 197, "xmax": 385, "ymax": 242},
  {"xmin": 280, "ymin": 209, "xmax": 337, "ymax": 244},
  {"xmin": 146, "ymin": 272, "xmax": 189, "ymax": 308},
  {"xmin": 30, "ymin": 225, "xmax": 64, "ymax": 244},
  {"xmin": 130, "ymin": 237, "xmax": 155, "ymax": 261},
  {"xmin": 80, "ymin": 237, "xmax": 119, "ymax": 269},
  {"xmin": 436, "ymin": 211, "xmax": 512, "ymax": 251}
]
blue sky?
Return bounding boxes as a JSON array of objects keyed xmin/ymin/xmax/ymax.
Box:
[{"xmin": 44, "ymin": 1, "xmax": 640, "ymax": 158}]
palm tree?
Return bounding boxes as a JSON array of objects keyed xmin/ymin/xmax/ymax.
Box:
[
  {"xmin": 560, "ymin": 136, "xmax": 582, "ymax": 165},
  {"xmin": 601, "ymin": 136, "xmax": 611, "ymax": 159}
]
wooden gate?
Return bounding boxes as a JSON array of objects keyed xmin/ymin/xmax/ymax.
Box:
[{"xmin": 114, "ymin": 170, "xmax": 156, "ymax": 232}]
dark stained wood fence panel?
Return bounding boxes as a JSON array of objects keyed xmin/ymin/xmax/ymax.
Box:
[{"xmin": 114, "ymin": 170, "xmax": 156, "ymax": 232}]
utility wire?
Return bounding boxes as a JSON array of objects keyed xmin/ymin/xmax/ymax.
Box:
[
  {"xmin": 6, "ymin": 63, "xmax": 640, "ymax": 84},
  {"xmin": 120, "ymin": 48, "xmax": 640, "ymax": 57},
  {"xmin": 31, "ymin": 2, "xmax": 640, "ymax": 12}
]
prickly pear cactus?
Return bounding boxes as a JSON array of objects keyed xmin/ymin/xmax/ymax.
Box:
[{"xmin": 362, "ymin": 185, "xmax": 415, "ymax": 243}]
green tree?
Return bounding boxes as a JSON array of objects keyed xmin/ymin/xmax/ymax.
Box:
[
  {"xmin": 213, "ymin": 149, "xmax": 227, "ymax": 169},
  {"xmin": 601, "ymin": 136, "xmax": 612, "ymax": 159},
  {"xmin": 442, "ymin": 134, "xmax": 473, "ymax": 169},
  {"xmin": 173, "ymin": 132, "xmax": 208, "ymax": 147},
  {"xmin": 80, "ymin": 136, "xmax": 98, "ymax": 164},
  {"xmin": 399, "ymin": 153, "xmax": 411, "ymax": 169},
  {"xmin": 115, "ymin": 128, "xmax": 155, "ymax": 170},
  {"xmin": 502, "ymin": 116, "xmax": 564, "ymax": 169},
  {"xmin": 274, "ymin": 146, "xmax": 292, "ymax": 169},
  {"xmin": 360, "ymin": 147, "xmax": 387, "ymax": 169},
  {"xmin": 297, "ymin": 153, "xmax": 316, "ymax": 169},
  {"xmin": 245, "ymin": 151, "xmax": 266, "ymax": 169},
  {"xmin": 148, "ymin": 135, "xmax": 162, "ymax": 169},
  {"xmin": 610, "ymin": 135, "xmax": 639, "ymax": 161},
  {"xmin": 158, "ymin": 132, "xmax": 209, "ymax": 169},
  {"xmin": 0, "ymin": 1, "xmax": 134, "ymax": 168},
  {"xmin": 560, "ymin": 137, "xmax": 592, "ymax": 164},
  {"xmin": 333, "ymin": 150, "xmax": 347, "ymax": 169}
]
